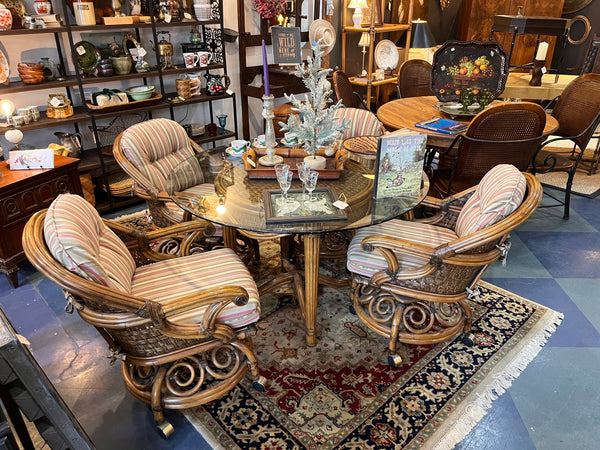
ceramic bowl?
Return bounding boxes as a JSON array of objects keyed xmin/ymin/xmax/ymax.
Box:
[
  {"xmin": 126, "ymin": 85, "xmax": 155, "ymax": 100},
  {"xmin": 109, "ymin": 56, "xmax": 132, "ymax": 75}
]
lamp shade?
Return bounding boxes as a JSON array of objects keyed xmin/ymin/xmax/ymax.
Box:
[
  {"xmin": 411, "ymin": 20, "xmax": 436, "ymax": 48},
  {"xmin": 348, "ymin": 0, "xmax": 359, "ymax": 8},
  {"xmin": 358, "ymin": 32, "xmax": 370, "ymax": 47}
]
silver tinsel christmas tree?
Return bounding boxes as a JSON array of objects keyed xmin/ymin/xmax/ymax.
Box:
[{"xmin": 278, "ymin": 42, "xmax": 349, "ymax": 159}]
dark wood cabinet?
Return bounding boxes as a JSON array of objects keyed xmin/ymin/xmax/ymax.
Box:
[
  {"xmin": 0, "ymin": 155, "xmax": 82, "ymax": 288},
  {"xmin": 457, "ymin": 0, "xmax": 566, "ymax": 68}
]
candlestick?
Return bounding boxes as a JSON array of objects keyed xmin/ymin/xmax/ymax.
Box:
[
  {"xmin": 529, "ymin": 59, "xmax": 545, "ymax": 87},
  {"xmin": 258, "ymin": 95, "xmax": 283, "ymax": 167},
  {"xmin": 262, "ymin": 39, "xmax": 270, "ymax": 97},
  {"xmin": 535, "ymin": 42, "xmax": 548, "ymax": 61}
]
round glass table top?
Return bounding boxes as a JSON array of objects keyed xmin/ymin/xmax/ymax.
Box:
[{"xmin": 167, "ymin": 153, "xmax": 429, "ymax": 236}]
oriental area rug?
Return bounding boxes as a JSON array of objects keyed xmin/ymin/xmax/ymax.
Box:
[{"xmin": 115, "ymin": 213, "xmax": 562, "ymax": 449}]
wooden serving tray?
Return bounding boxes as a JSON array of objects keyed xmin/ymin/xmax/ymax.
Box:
[
  {"xmin": 85, "ymin": 93, "xmax": 162, "ymax": 113},
  {"xmin": 243, "ymin": 148, "xmax": 348, "ymax": 179}
]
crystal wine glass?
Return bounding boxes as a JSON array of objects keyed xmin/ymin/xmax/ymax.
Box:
[
  {"xmin": 305, "ymin": 170, "xmax": 319, "ymax": 202},
  {"xmin": 296, "ymin": 161, "xmax": 310, "ymax": 199},
  {"xmin": 275, "ymin": 163, "xmax": 289, "ymax": 182},
  {"xmin": 278, "ymin": 171, "xmax": 293, "ymax": 209}
]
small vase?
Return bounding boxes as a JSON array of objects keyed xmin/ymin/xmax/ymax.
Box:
[
  {"xmin": 0, "ymin": 5, "xmax": 12, "ymax": 31},
  {"xmin": 39, "ymin": 57, "xmax": 57, "ymax": 81}
]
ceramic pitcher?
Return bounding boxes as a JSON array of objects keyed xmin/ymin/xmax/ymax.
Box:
[{"xmin": 54, "ymin": 131, "xmax": 82, "ymax": 158}]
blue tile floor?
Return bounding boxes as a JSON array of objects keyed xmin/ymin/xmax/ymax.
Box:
[{"xmin": 1, "ymin": 186, "xmax": 599, "ymax": 449}]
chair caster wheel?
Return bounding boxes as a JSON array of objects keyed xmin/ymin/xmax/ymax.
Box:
[
  {"xmin": 461, "ymin": 333, "xmax": 474, "ymax": 347},
  {"xmin": 388, "ymin": 353, "xmax": 402, "ymax": 368},
  {"xmin": 253, "ymin": 376, "xmax": 267, "ymax": 392},
  {"xmin": 349, "ymin": 304, "xmax": 356, "ymax": 315},
  {"xmin": 157, "ymin": 420, "xmax": 174, "ymax": 438}
]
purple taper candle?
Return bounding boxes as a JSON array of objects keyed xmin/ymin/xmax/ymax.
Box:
[{"xmin": 262, "ymin": 39, "xmax": 270, "ymax": 96}]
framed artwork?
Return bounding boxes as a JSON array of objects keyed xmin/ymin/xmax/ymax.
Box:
[
  {"xmin": 373, "ymin": 132, "xmax": 427, "ymax": 199},
  {"xmin": 272, "ymin": 26, "xmax": 302, "ymax": 65},
  {"xmin": 263, "ymin": 187, "xmax": 347, "ymax": 224},
  {"xmin": 362, "ymin": 0, "xmax": 383, "ymax": 27}
]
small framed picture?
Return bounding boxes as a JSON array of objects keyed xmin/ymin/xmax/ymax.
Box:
[
  {"xmin": 362, "ymin": 0, "xmax": 383, "ymax": 27},
  {"xmin": 9, "ymin": 149, "xmax": 55, "ymax": 170},
  {"xmin": 272, "ymin": 26, "xmax": 302, "ymax": 65},
  {"xmin": 263, "ymin": 187, "xmax": 347, "ymax": 224}
]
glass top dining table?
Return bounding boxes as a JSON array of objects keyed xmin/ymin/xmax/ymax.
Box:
[{"xmin": 167, "ymin": 152, "xmax": 430, "ymax": 346}]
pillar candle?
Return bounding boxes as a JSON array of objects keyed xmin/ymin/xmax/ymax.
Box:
[
  {"xmin": 535, "ymin": 42, "xmax": 548, "ymax": 61},
  {"xmin": 262, "ymin": 39, "xmax": 270, "ymax": 96}
]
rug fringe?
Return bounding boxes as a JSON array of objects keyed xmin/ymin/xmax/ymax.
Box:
[{"xmin": 425, "ymin": 302, "xmax": 563, "ymax": 450}]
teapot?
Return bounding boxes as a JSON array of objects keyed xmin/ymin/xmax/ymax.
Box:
[
  {"xmin": 151, "ymin": 31, "xmax": 175, "ymax": 69},
  {"xmin": 54, "ymin": 131, "xmax": 82, "ymax": 158},
  {"xmin": 204, "ymin": 72, "xmax": 230, "ymax": 96}
]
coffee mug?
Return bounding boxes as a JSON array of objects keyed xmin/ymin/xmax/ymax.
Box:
[
  {"xmin": 254, "ymin": 134, "xmax": 266, "ymax": 146},
  {"xmin": 197, "ymin": 51, "xmax": 213, "ymax": 67},
  {"xmin": 283, "ymin": 132, "xmax": 298, "ymax": 145},
  {"xmin": 11, "ymin": 115, "xmax": 25, "ymax": 127},
  {"xmin": 231, "ymin": 139, "xmax": 251, "ymax": 153},
  {"xmin": 207, "ymin": 123, "xmax": 217, "ymax": 136},
  {"xmin": 183, "ymin": 52, "xmax": 199, "ymax": 68}
]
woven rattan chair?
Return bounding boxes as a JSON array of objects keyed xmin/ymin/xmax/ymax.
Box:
[
  {"xmin": 532, "ymin": 73, "xmax": 600, "ymax": 218},
  {"xmin": 22, "ymin": 194, "xmax": 266, "ymax": 436},
  {"xmin": 113, "ymin": 118, "xmax": 257, "ymax": 261},
  {"xmin": 333, "ymin": 70, "xmax": 368, "ymax": 110},
  {"xmin": 397, "ymin": 59, "xmax": 432, "ymax": 98},
  {"xmin": 431, "ymin": 102, "xmax": 547, "ymax": 198},
  {"xmin": 346, "ymin": 165, "xmax": 543, "ymax": 366}
]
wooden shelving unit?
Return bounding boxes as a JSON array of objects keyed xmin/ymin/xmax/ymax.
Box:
[{"xmin": 341, "ymin": 0, "xmax": 415, "ymax": 107}]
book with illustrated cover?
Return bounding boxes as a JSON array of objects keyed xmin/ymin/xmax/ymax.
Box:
[
  {"xmin": 373, "ymin": 130, "xmax": 427, "ymax": 199},
  {"xmin": 415, "ymin": 118, "xmax": 468, "ymax": 135}
]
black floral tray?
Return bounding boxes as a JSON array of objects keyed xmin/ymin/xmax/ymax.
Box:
[{"xmin": 431, "ymin": 40, "xmax": 509, "ymax": 103}]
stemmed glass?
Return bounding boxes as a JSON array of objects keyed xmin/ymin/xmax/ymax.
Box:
[
  {"xmin": 275, "ymin": 163, "xmax": 289, "ymax": 181},
  {"xmin": 216, "ymin": 114, "xmax": 227, "ymax": 134},
  {"xmin": 296, "ymin": 161, "xmax": 310, "ymax": 199},
  {"xmin": 305, "ymin": 170, "xmax": 319, "ymax": 202},
  {"xmin": 277, "ymin": 171, "xmax": 293, "ymax": 210}
]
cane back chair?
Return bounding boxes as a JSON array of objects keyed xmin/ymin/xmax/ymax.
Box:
[
  {"xmin": 22, "ymin": 194, "xmax": 266, "ymax": 436},
  {"xmin": 397, "ymin": 59, "xmax": 432, "ymax": 98},
  {"xmin": 346, "ymin": 165, "xmax": 542, "ymax": 366},
  {"xmin": 532, "ymin": 73, "xmax": 600, "ymax": 218},
  {"xmin": 431, "ymin": 102, "xmax": 547, "ymax": 198}
]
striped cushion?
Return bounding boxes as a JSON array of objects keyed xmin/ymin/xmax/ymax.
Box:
[
  {"xmin": 164, "ymin": 183, "xmax": 217, "ymax": 219},
  {"xmin": 119, "ymin": 118, "xmax": 204, "ymax": 192},
  {"xmin": 132, "ymin": 248, "xmax": 260, "ymax": 328},
  {"xmin": 44, "ymin": 194, "xmax": 136, "ymax": 292},
  {"xmin": 333, "ymin": 108, "xmax": 385, "ymax": 139},
  {"xmin": 347, "ymin": 219, "xmax": 458, "ymax": 277},
  {"xmin": 456, "ymin": 164, "xmax": 527, "ymax": 237}
]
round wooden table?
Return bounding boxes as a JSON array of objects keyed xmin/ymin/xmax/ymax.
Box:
[{"xmin": 377, "ymin": 96, "xmax": 559, "ymax": 147}]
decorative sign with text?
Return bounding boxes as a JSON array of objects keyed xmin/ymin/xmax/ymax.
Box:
[{"xmin": 272, "ymin": 27, "xmax": 302, "ymax": 66}]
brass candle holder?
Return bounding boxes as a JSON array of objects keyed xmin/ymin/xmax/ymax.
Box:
[
  {"xmin": 258, "ymin": 94, "xmax": 283, "ymax": 167},
  {"xmin": 529, "ymin": 59, "xmax": 546, "ymax": 87}
]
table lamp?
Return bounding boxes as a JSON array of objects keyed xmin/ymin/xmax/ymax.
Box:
[
  {"xmin": 407, "ymin": 19, "xmax": 436, "ymax": 63},
  {"xmin": 0, "ymin": 99, "xmax": 15, "ymax": 125},
  {"xmin": 348, "ymin": 0, "xmax": 368, "ymax": 28},
  {"xmin": 358, "ymin": 32, "xmax": 370, "ymax": 76}
]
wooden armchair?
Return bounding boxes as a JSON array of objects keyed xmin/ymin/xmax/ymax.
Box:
[
  {"xmin": 22, "ymin": 194, "xmax": 266, "ymax": 436},
  {"xmin": 346, "ymin": 166, "xmax": 542, "ymax": 366},
  {"xmin": 397, "ymin": 59, "xmax": 432, "ymax": 98},
  {"xmin": 333, "ymin": 70, "xmax": 368, "ymax": 110}
]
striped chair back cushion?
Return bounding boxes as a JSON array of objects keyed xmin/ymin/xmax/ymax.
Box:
[
  {"xmin": 333, "ymin": 107, "xmax": 385, "ymax": 139},
  {"xmin": 455, "ymin": 164, "xmax": 527, "ymax": 237},
  {"xmin": 119, "ymin": 118, "xmax": 204, "ymax": 192},
  {"xmin": 44, "ymin": 194, "xmax": 136, "ymax": 293}
]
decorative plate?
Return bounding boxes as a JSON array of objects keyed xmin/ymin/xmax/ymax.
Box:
[
  {"xmin": 72, "ymin": 41, "xmax": 102, "ymax": 74},
  {"xmin": 375, "ymin": 39, "xmax": 400, "ymax": 71},
  {"xmin": 431, "ymin": 40, "xmax": 509, "ymax": 103},
  {"xmin": 0, "ymin": 49, "xmax": 9, "ymax": 85},
  {"xmin": 434, "ymin": 103, "xmax": 487, "ymax": 118}
]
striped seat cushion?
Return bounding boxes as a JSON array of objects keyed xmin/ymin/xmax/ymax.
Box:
[
  {"xmin": 347, "ymin": 220, "xmax": 458, "ymax": 277},
  {"xmin": 456, "ymin": 164, "xmax": 527, "ymax": 237},
  {"xmin": 333, "ymin": 107, "xmax": 385, "ymax": 139},
  {"xmin": 119, "ymin": 118, "xmax": 204, "ymax": 192},
  {"xmin": 44, "ymin": 194, "xmax": 136, "ymax": 293},
  {"xmin": 132, "ymin": 248, "xmax": 260, "ymax": 328}
]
